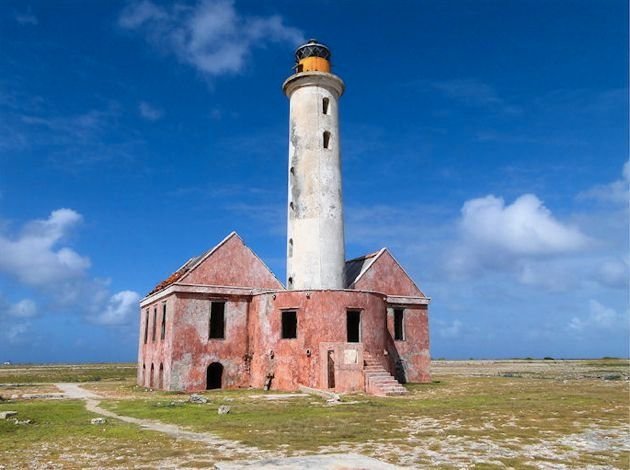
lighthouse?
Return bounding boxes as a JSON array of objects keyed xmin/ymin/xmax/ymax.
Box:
[{"xmin": 283, "ymin": 40, "xmax": 346, "ymax": 290}]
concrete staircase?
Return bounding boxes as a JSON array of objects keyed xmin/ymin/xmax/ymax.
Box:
[{"xmin": 363, "ymin": 353, "xmax": 407, "ymax": 396}]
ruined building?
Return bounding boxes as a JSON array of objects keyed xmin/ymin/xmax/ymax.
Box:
[{"xmin": 138, "ymin": 40, "xmax": 430, "ymax": 396}]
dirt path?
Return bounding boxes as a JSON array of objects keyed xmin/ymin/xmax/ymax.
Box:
[{"xmin": 53, "ymin": 383, "xmax": 275, "ymax": 460}]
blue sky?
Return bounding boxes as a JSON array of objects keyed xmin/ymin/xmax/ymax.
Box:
[{"xmin": 0, "ymin": 0, "xmax": 627, "ymax": 362}]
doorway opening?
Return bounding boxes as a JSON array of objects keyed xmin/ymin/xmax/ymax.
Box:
[
  {"xmin": 347, "ymin": 310, "xmax": 361, "ymax": 342},
  {"xmin": 206, "ymin": 362, "xmax": 223, "ymax": 390},
  {"xmin": 327, "ymin": 350, "xmax": 335, "ymax": 389}
]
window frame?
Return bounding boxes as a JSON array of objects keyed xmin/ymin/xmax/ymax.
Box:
[
  {"xmin": 208, "ymin": 301, "xmax": 226, "ymax": 340},
  {"xmin": 394, "ymin": 308, "xmax": 405, "ymax": 341},
  {"xmin": 281, "ymin": 309, "xmax": 298, "ymax": 339}
]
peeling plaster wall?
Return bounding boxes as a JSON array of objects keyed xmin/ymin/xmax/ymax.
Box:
[
  {"xmin": 354, "ymin": 250, "xmax": 425, "ymax": 297},
  {"xmin": 248, "ymin": 290, "xmax": 388, "ymax": 392},
  {"xmin": 182, "ymin": 234, "xmax": 283, "ymax": 289},
  {"xmin": 386, "ymin": 305, "xmax": 431, "ymax": 383},
  {"xmin": 137, "ymin": 293, "xmax": 176, "ymax": 389},
  {"xmin": 169, "ymin": 293, "xmax": 251, "ymax": 392}
]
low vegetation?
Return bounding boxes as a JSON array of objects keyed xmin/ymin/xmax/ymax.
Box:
[
  {"xmin": 0, "ymin": 359, "xmax": 628, "ymax": 468},
  {"xmin": 0, "ymin": 363, "xmax": 136, "ymax": 384}
]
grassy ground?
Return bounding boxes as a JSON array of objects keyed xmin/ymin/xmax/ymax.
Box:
[
  {"xmin": 0, "ymin": 359, "xmax": 628, "ymax": 468},
  {"xmin": 0, "ymin": 363, "xmax": 136, "ymax": 384}
]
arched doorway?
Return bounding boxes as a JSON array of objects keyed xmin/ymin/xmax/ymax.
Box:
[
  {"xmin": 206, "ymin": 362, "xmax": 223, "ymax": 390},
  {"xmin": 158, "ymin": 363, "xmax": 164, "ymax": 389},
  {"xmin": 150, "ymin": 363, "xmax": 155, "ymax": 388}
]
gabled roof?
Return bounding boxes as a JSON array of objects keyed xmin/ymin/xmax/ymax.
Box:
[
  {"xmin": 344, "ymin": 249, "xmax": 384, "ymax": 288},
  {"xmin": 146, "ymin": 232, "xmax": 283, "ymax": 297},
  {"xmin": 345, "ymin": 248, "xmax": 425, "ymax": 297}
]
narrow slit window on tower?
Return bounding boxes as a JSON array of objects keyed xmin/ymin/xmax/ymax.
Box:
[
  {"xmin": 323, "ymin": 131, "xmax": 331, "ymax": 149},
  {"xmin": 160, "ymin": 303, "xmax": 167, "ymax": 340},
  {"xmin": 281, "ymin": 310, "xmax": 297, "ymax": 339},
  {"xmin": 322, "ymin": 97, "xmax": 329, "ymax": 115},
  {"xmin": 209, "ymin": 301, "xmax": 225, "ymax": 339},
  {"xmin": 288, "ymin": 276, "xmax": 294, "ymax": 288},
  {"xmin": 288, "ymin": 238, "xmax": 293, "ymax": 257},
  {"xmin": 394, "ymin": 308, "xmax": 405, "ymax": 341},
  {"xmin": 152, "ymin": 307, "xmax": 157, "ymax": 342},
  {"xmin": 143, "ymin": 309, "xmax": 149, "ymax": 344}
]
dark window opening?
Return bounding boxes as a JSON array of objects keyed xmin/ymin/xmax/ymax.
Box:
[
  {"xmin": 143, "ymin": 310, "xmax": 149, "ymax": 344},
  {"xmin": 149, "ymin": 363, "xmax": 155, "ymax": 388},
  {"xmin": 281, "ymin": 310, "xmax": 297, "ymax": 338},
  {"xmin": 160, "ymin": 303, "xmax": 167, "ymax": 340},
  {"xmin": 394, "ymin": 309, "xmax": 405, "ymax": 340},
  {"xmin": 209, "ymin": 302, "xmax": 225, "ymax": 339},
  {"xmin": 327, "ymin": 350, "xmax": 335, "ymax": 389},
  {"xmin": 207, "ymin": 362, "xmax": 223, "ymax": 389},
  {"xmin": 152, "ymin": 307, "xmax": 157, "ymax": 342},
  {"xmin": 323, "ymin": 97, "xmax": 330, "ymax": 115},
  {"xmin": 288, "ymin": 276, "xmax": 293, "ymax": 288},
  {"xmin": 288, "ymin": 238, "xmax": 293, "ymax": 257},
  {"xmin": 347, "ymin": 310, "xmax": 361, "ymax": 342},
  {"xmin": 158, "ymin": 363, "xmax": 164, "ymax": 389},
  {"xmin": 290, "ymin": 166, "xmax": 295, "ymax": 175},
  {"xmin": 323, "ymin": 131, "xmax": 331, "ymax": 149},
  {"xmin": 289, "ymin": 201, "xmax": 295, "ymax": 211}
]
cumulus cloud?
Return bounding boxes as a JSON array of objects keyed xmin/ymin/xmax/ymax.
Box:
[
  {"xmin": 95, "ymin": 290, "xmax": 141, "ymax": 325},
  {"xmin": 446, "ymin": 194, "xmax": 590, "ymax": 281},
  {"xmin": 0, "ymin": 209, "xmax": 140, "ymax": 329},
  {"xmin": 568, "ymin": 300, "xmax": 626, "ymax": 332},
  {"xmin": 578, "ymin": 161, "xmax": 629, "ymax": 205},
  {"xmin": 0, "ymin": 209, "xmax": 89, "ymax": 286},
  {"xmin": 118, "ymin": 0, "xmax": 304, "ymax": 77},
  {"xmin": 461, "ymin": 194, "xmax": 589, "ymax": 255},
  {"xmin": 138, "ymin": 101, "xmax": 163, "ymax": 121}
]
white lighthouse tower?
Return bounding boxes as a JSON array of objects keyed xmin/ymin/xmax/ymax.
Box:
[{"xmin": 283, "ymin": 40, "xmax": 345, "ymax": 290}]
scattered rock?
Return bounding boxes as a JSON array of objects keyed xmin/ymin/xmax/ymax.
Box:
[
  {"xmin": 602, "ymin": 374, "xmax": 622, "ymax": 381},
  {"xmin": 0, "ymin": 411, "xmax": 17, "ymax": 419},
  {"xmin": 13, "ymin": 419, "xmax": 31, "ymax": 425},
  {"xmin": 91, "ymin": 417, "xmax": 107, "ymax": 425},
  {"xmin": 326, "ymin": 394, "xmax": 341, "ymax": 403},
  {"xmin": 218, "ymin": 405, "xmax": 231, "ymax": 415},
  {"xmin": 189, "ymin": 394, "xmax": 208, "ymax": 404}
]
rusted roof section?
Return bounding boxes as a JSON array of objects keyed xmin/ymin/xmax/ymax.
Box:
[
  {"xmin": 344, "ymin": 249, "xmax": 384, "ymax": 288},
  {"xmin": 147, "ymin": 254, "xmax": 204, "ymax": 296},
  {"xmin": 146, "ymin": 232, "xmax": 238, "ymax": 296}
]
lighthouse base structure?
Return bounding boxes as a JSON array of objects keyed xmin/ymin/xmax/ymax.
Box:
[{"xmin": 138, "ymin": 232, "xmax": 430, "ymax": 396}]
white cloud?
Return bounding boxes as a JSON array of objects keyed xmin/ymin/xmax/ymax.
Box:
[
  {"xmin": 118, "ymin": 0, "xmax": 303, "ymax": 77},
  {"xmin": 0, "ymin": 209, "xmax": 90, "ymax": 286},
  {"xmin": 460, "ymin": 194, "xmax": 589, "ymax": 256},
  {"xmin": 138, "ymin": 101, "xmax": 163, "ymax": 121},
  {"xmin": 568, "ymin": 300, "xmax": 626, "ymax": 332},
  {"xmin": 596, "ymin": 259, "xmax": 628, "ymax": 289},
  {"xmin": 0, "ymin": 209, "xmax": 140, "ymax": 328},
  {"xmin": 95, "ymin": 290, "xmax": 141, "ymax": 325},
  {"xmin": 578, "ymin": 161, "xmax": 629, "ymax": 205},
  {"xmin": 8, "ymin": 299, "xmax": 37, "ymax": 318},
  {"xmin": 5, "ymin": 322, "xmax": 31, "ymax": 343},
  {"xmin": 438, "ymin": 319, "xmax": 463, "ymax": 338}
]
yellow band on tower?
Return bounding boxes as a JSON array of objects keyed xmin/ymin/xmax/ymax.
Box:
[{"xmin": 298, "ymin": 56, "xmax": 330, "ymax": 73}]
